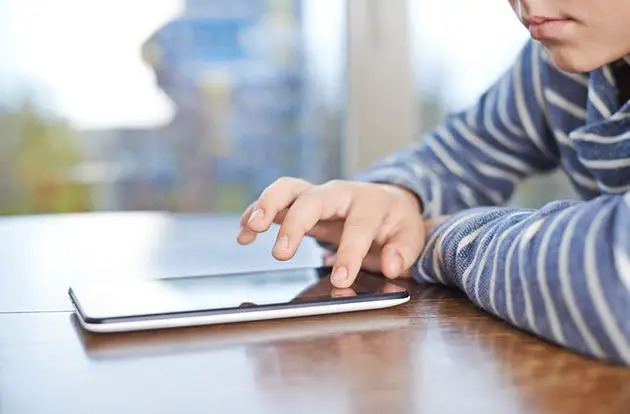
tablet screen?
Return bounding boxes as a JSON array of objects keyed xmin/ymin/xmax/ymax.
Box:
[{"xmin": 69, "ymin": 267, "xmax": 407, "ymax": 321}]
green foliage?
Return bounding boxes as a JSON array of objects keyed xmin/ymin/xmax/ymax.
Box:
[{"xmin": 0, "ymin": 104, "xmax": 92, "ymax": 215}]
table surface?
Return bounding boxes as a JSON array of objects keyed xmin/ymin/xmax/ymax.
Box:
[{"xmin": 1, "ymin": 212, "xmax": 629, "ymax": 414}]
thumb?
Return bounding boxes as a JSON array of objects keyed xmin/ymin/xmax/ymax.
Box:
[{"xmin": 379, "ymin": 228, "xmax": 424, "ymax": 279}]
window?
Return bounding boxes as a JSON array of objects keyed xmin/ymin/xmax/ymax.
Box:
[
  {"xmin": 0, "ymin": 0, "xmax": 345, "ymax": 214},
  {"xmin": 0, "ymin": 0, "xmax": 576, "ymax": 216}
]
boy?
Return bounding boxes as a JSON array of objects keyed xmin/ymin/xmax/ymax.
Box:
[{"xmin": 237, "ymin": 0, "xmax": 630, "ymax": 365}]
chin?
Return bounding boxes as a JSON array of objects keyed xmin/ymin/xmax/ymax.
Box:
[{"xmin": 542, "ymin": 43, "xmax": 603, "ymax": 74}]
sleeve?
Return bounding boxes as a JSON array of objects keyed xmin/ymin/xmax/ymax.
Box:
[
  {"xmin": 417, "ymin": 194, "xmax": 630, "ymax": 365},
  {"xmin": 355, "ymin": 40, "xmax": 559, "ymax": 218}
]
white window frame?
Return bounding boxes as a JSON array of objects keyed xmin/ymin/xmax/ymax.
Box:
[{"xmin": 345, "ymin": 0, "xmax": 417, "ymax": 176}]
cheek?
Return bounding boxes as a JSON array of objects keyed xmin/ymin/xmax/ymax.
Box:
[{"xmin": 561, "ymin": 1, "xmax": 630, "ymax": 68}]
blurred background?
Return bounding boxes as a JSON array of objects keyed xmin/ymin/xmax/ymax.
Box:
[{"xmin": 0, "ymin": 0, "xmax": 575, "ymax": 216}]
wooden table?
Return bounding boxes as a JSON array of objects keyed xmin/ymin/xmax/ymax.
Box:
[{"xmin": 1, "ymin": 213, "xmax": 628, "ymax": 414}]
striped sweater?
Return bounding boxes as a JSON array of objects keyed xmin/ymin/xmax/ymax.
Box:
[{"xmin": 358, "ymin": 40, "xmax": 630, "ymax": 365}]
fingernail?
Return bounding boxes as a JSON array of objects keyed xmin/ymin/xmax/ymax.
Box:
[
  {"xmin": 274, "ymin": 235, "xmax": 289, "ymax": 251},
  {"xmin": 392, "ymin": 253, "xmax": 404, "ymax": 274},
  {"xmin": 332, "ymin": 266, "xmax": 348, "ymax": 284},
  {"xmin": 248, "ymin": 209, "xmax": 264, "ymax": 225}
]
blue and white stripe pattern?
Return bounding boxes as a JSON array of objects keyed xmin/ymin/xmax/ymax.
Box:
[{"xmin": 358, "ymin": 41, "xmax": 630, "ymax": 365}]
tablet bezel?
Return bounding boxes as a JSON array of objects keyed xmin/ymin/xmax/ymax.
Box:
[{"xmin": 68, "ymin": 266, "xmax": 410, "ymax": 331}]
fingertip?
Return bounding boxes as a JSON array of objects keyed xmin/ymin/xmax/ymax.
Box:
[
  {"xmin": 271, "ymin": 248, "xmax": 294, "ymax": 261},
  {"xmin": 236, "ymin": 229, "xmax": 245, "ymax": 244},
  {"xmin": 237, "ymin": 229, "xmax": 257, "ymax": 245},
  {"xmin": 381, "ymin": 247, "xmax": 404, "ymax": 279},
  {"xmin": 382, "ymin": 267, "xmax": 398, "ymax": 280},
  {"xmin": 331, "ymin": 266, "xmax": 354, "ymax": 288},
  {"xmin": 247, "ymin": 221, "xmax": 265, "ymax": 233},
  {"xmin": 272, "ymin": 252, "xmax": 290, "ymax": 261},
  {"xmin": 330, "ymin": 278, "xmax": 352, "ymax": 289},
  {"xmin": 272, "ymin": 234, "xmax": 296, "ymax": 261}
]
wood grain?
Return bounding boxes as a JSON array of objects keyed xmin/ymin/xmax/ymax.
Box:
[{"xmin": 1, "ymin": 213, "xmax": 629, "ymax": 414}]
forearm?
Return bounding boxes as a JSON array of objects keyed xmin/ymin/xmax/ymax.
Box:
[
  {"xmin": 416, "ymin": 195, "xmax": 630, "ymax": 365},
  {"xmin": 354, "ymin": 142, "xmax": 520, "ymax": 218}
]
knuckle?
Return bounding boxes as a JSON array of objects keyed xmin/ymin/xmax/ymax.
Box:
[
  {"xmin": 274, "ymin": 176, "xmax": 311, "ymax": 190},
  {"xmin": 325, "ymin": 179, "xmax": 350, "ymax": 189},
  {"xmin": 258, "ymin": 186, "xmax": 276, "ymax": 204},
  {"xmin": 294, "ymin": 177, "xmax": 311, "ymax": 188},
  {"xmin": 265, "ymin": 177, "xmax": 291, "ymax": 194},
  {"xmin": 259, "ymin": 178, "xmax": 299, "ymax": 208},
  {"xmin": 275, "ymin": 176, "xmax": 295, "ymax": 186},
  {"xmin": 344, "ymin": 217, "xmax": 370, "ymax": 229},
  {"xmin": 305, "ymin": 184, "xmax": 337, "ymax": 203}
]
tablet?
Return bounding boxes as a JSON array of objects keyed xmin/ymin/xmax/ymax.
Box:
[{"xmin": 68, "ymin": 266, "xmax": 410, "ymax": 333}]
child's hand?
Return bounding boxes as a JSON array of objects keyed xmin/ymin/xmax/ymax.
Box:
[
  {"xmin": 318, "ymin": 215, "xmax": 450, "ymax": 279},
  {"xmin": 236, "ymin": 177, "xmax": 425, "ymax": 288}
]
